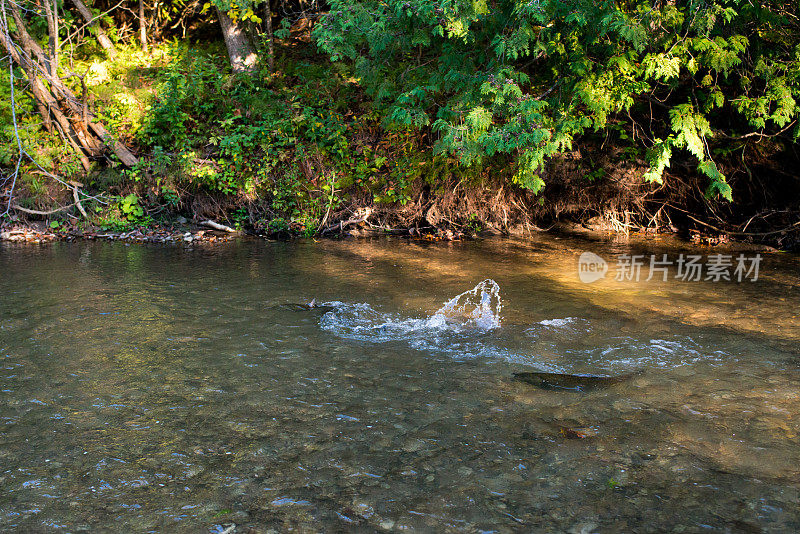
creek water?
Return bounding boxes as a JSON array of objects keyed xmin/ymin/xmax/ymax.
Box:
[{"xmin": 1, "ymin": 234, "xmax": 799, "ymax": 532}]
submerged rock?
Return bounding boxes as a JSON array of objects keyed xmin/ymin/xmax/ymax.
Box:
[
  {"xmin": 512, "ymin": 371, "xmax": 638, "ymax": 392},
  {"xmin": 559, "ymin": 426, "xmax": 599, "ymax": 439}
]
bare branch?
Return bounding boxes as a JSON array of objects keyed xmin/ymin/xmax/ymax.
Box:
[{"xmin": 11, "ymin": 200, "xmax": 82, "ymax": 215}]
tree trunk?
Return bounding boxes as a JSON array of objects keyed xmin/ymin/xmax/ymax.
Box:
[
  {"xmin": 70, "ymin": 0, "xmax": 117, "ymax": 58},
  {"xmin": 216, "ymin": 7, "xmax": 258, "ymax": 73},
  {"xmin": 264, "ymin": 0, "xmax": 274, "ymax": 71},
  {"xmin": 138, "ymin": 0, "xmax": 147, "ymax": 53},
  {"xmin": 42, "ymin": 0, "xmax": 58, "ymax": 75}
]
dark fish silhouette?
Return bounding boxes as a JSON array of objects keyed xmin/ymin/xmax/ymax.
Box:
[
  {"xmin": 512, "ymin": 371, "xmax": 638, "ymax": 392},
  {"xmin": 277, "ymin": 299, "xmax": 335, "ymax": 313}
]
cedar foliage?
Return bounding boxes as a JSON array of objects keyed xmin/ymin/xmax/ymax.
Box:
[{"xmin": 314, "ymin": 0, "xmax": 800, "ymax": 200}]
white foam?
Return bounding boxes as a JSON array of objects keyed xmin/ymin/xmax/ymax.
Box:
[{"xmin": 537, "ymin": 317, "xmax": 578, "ymax": 328}]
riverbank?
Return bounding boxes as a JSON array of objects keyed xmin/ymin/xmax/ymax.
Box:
[
  {"xmin": 1, "ymin": 216, "xmax": 783, "ymax": 255},
  {"xmin": 3, "ymin": 40, "xmax": 799, "ymax": 252},
  {"xmin": 0, "ymin": 219, "xmax": 239, "ymax": 245}
]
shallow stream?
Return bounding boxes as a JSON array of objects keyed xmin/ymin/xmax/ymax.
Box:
[{"xmin": 1, "ymin": 234, "xmax": 799, "ymax": 532}]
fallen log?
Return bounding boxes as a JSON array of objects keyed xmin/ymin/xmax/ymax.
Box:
[
  {"xmin": 201, "ymin": 220, "xmax": 237, "ymax": 233},
  {"xmin": 319, "ymin": 207, "xmax": 373, "ymax": 235}
]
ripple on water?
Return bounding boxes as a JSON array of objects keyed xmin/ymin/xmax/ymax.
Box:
[{"xmin": 271, "ymin": 497, "xmax": 313, "ymax": 507}]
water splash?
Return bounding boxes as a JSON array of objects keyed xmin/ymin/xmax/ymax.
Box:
[
  {"xmin": 318, "ymin": 280, "xmax": 721, "ymax": 371},
  {"xmin": 318, "ymin": 280, "xmax": 503, "ymax": 358},
  {"xmin": 431, "ymin": 279, "xmax": 502, "ymax": 330}
]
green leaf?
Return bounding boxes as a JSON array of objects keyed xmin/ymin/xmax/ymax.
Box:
[
  {"xmin": 643, "ymin": 139, "xmax": 673, "ymax": 184},
  {"xmin": 699, "ymin": 160, "xmax": 732, "ymax": 201}
]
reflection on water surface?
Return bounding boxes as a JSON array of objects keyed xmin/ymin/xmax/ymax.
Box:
[{"xmin": 1, "ymin": 235, "xmax": 798, "ymax": 532}]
